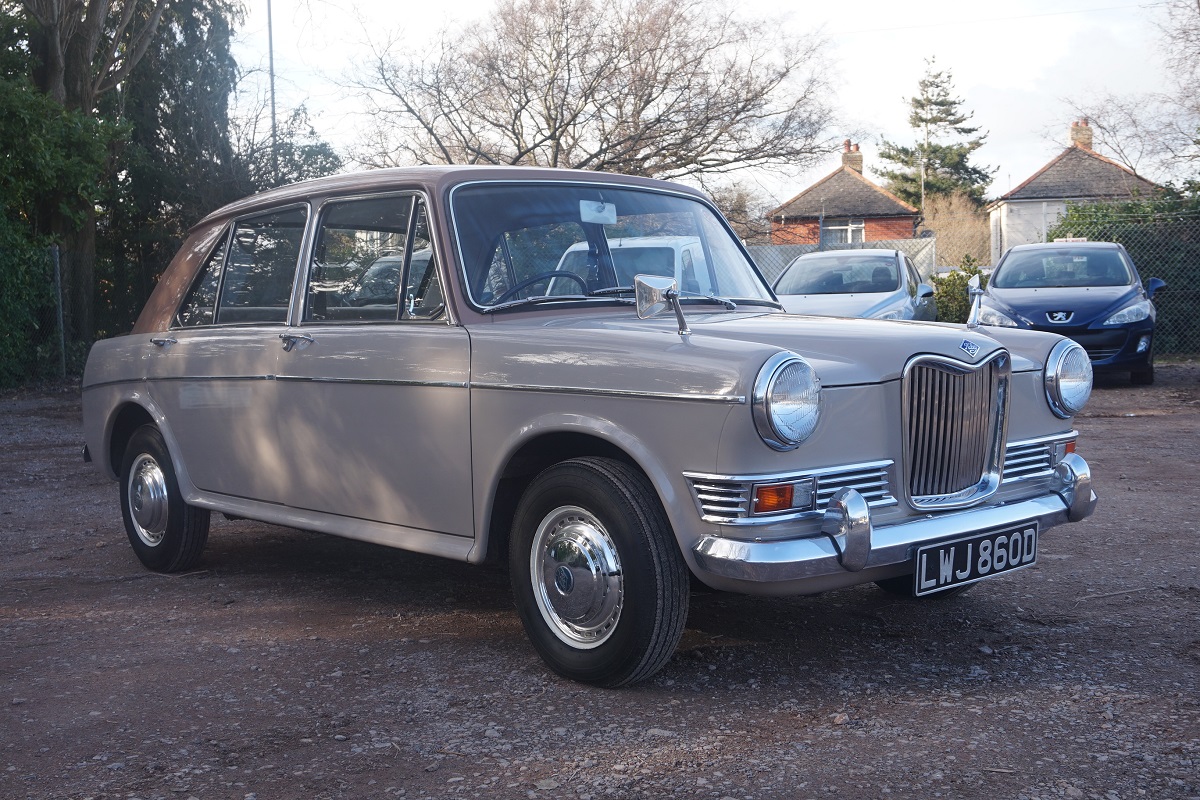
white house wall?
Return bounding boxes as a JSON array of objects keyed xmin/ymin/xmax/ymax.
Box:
[{"xmin": 989, "ymin": 200, "xmax": 1067, "ymax": 263}]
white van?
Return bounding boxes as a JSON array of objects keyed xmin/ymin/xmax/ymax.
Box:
[{"xmin": 551, "ymin": 236, "xmax": 714, "ymax": 294}]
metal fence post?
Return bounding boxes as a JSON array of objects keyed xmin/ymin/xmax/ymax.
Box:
[{"xmin": 51, "ymin": 245, "xmax": 65, "ymax": 380}]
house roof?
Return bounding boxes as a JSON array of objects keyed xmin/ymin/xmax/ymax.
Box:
[
  {"xmin": 769, "ymin": 166, "xmax": 919, "ymax": 220},
  {"xmin": 997, "ymin": 144, "xmax": 1159, "ymax": 203}
]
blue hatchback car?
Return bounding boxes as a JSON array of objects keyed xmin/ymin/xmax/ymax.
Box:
[{"xmin": 979, "ymin": 242, "xmax": 1165, "ymax": 384}]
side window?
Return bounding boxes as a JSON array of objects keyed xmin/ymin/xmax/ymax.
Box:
[
  {"xmin": 904, "ymin": 257, "xmax": 921, "ymax": 297},
  {"xmin": 175, "ymin": 229, "xmax": 229, "ymax": 327},
  {"xmin": 305, "ymin": 196, "xmax": 415, "ymax": 322},
  {"xmin": 400, "ymin": 202, "xmax": 445, "ymax": 320},
  {"xmin": 217, "ymin": 207, "xmax": 307, "ymax": 324}
]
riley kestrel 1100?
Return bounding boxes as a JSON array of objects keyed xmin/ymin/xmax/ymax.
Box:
[{"xmin": 82, "ymin": 166, "xmax": 1097, "ymax": 686}]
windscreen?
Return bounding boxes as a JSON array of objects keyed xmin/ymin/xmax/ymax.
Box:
[
  {"xmin": 775, "ymin": 254, "xmax": 900, "ymax": 295},
  {"xmin": 991, "ymin": 248, "xmax": 1133, "ymax": 288},
  {"xmin": 451, "ymin": 183, "xmax": 772, "ymax": 307}
]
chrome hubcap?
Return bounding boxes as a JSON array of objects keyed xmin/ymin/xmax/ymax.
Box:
[
  {"xmin": 531, "ymin": 506, "xmax": 623, "ymax": 648},
  {"xmin": 128, "ymin": 454, "xmax": 169, "ymax": 546}
]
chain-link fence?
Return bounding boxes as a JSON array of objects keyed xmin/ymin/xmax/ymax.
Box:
[
  {"xmin": 1047, "ymin": 211, "xmax": 1200, "ymax": 357},
  {"xmin": 747, "ymin": 238, "xmax": 938, "ymax": 286}
]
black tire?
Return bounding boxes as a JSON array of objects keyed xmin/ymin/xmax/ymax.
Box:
[
  {"xmin": 119, "ymin": 425, "xmax": 210, "ymax": 572},
  {"xmin": 1131, "ymin": 361, "xmax": 1154, "ymax": 385},
  {"xmin": 509, "ymin": 457, "xmax": 689, "ymax": 687},
  {"xmin": 875, "ymin": 575, "xmax": 976, "ymax": 600}
]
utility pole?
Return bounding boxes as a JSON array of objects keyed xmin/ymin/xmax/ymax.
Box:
[{"xmin": 267, "ymin": 0, "xmax": 279, "ymax": 184}]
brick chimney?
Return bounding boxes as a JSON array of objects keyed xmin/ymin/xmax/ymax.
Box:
[
  {"xmin": 842, "ymin": 140, "xmax": 863, "ymax": 173},
  {"xmin": 1070, "ymin": 118, "xmax": 1093, "ymax": 150}
]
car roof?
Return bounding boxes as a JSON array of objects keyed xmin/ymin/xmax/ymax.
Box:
[
  {"xmin": 191, "ymin": 166, "xmax": 707, "ymax": 233},
  {"xmin": 792, "ymin": 249, "xmax": 900, "ymax": 260},
  {"xmin": 1005, "ymin": 241, "xmax": 1122, "ymax": 253}
]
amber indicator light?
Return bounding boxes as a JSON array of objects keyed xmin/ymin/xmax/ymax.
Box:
[{"xmin": 754, "ymin": 484, "xmax": 794, "ymax": 514}]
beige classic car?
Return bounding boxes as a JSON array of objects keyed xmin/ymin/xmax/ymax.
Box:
[{"xmin": 82, "ymin": 166, "xmax": 1097, "ymax": 686}]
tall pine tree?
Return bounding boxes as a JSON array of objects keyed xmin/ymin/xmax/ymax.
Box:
[{"xmin": 877, "ymin": 59, "xmax": 995, "ymax": 208}]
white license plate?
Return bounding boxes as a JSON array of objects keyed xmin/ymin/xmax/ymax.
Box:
[{"xmin": 912, "ymin": 523, "xmax": 1039, "ymax": 596}]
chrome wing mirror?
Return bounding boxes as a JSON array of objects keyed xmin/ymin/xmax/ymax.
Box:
[
  {"xmin": 635, "ymin": 274, "xmax": 690, "ymax": 336},
  {"xmin": 965, "ymin": 273, "xmax": 985, "ymax": 329}
]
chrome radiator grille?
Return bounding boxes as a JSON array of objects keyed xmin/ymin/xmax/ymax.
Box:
[{"xmin": 903, "ymin": 352, "xmax": 1010, "ymax": 509}]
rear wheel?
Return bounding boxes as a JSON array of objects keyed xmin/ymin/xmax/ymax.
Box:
[
  {"xmin": 119, "ymin": 425, "xmax": 210, "ymax": 572},
  {"xmin": 509, "ymin": 457, "xmax": 688, "ymax": 687}
]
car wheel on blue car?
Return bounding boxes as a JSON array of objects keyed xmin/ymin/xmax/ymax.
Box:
[
  {"xmin": 1131, "ymin": 360, "xmax": 1155, "ymax": 385},
  {"xmin": 509, "ymin": 457, "xmax": 689, "ymax": 688}
]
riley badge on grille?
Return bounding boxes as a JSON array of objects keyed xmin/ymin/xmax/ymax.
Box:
[{"xmin": 960, "ymin": 339, "xmax": 981, "ymax": 358}]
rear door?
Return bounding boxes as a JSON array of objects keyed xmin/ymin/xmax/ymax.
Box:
[{"xmin": 148, "ymin": 205, "xmax": 308, "ymax": 503}]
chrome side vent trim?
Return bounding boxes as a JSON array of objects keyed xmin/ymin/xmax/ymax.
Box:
[
  {"xmin": 689, "ymin": 478, "xmax": 751, "ymax": 521},
  {"xmin": 902, "ymin": 351, "xmax": 1011, "ymax": 510},
  {"xmin": 1002, "ymin": 434, "xmax": 1077, "ymax": 484},
  {"xmin": 685, "ymin": 461, "xmax": 895, "ymax": 526}
]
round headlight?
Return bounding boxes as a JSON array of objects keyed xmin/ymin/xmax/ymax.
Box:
[
  {"xmin": 753, "ymin": 352, "xmax": 821, "ymax": 450},
  {"xmin": 1045, "ymin": 339, "xmax": 1092, "ymax": 418}
]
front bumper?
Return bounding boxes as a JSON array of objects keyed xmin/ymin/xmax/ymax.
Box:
[
  {"xmin": 692, "ymin": 453, "xmax": 1096, "ymax": 588},
  {"xmin": 1029, "ymin": 322, "xmax": 1154, "ymax": 372}
]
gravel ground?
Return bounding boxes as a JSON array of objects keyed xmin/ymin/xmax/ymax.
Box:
[{"xmin": 2, "ymin": 364, "xmax": 1198, "ymax": 800}]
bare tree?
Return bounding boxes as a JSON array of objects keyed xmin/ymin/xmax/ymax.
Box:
[
  {"xmin": 1065, "ymin": 0, "xmax": 1200, "ymax": 180},
  {"xmin": 348, "ymin": 0, "xmax": 836, "ymax": 179},
  {"xmin": 918, "ymin": 191, "xmax": 989, "ymax": 267},
  {"xmin": 1161, "ymin": 0, "xmax": 1200, "ymax": 81},
  {"xmin": 22, "ymin": 0, "xmax": 170, "ymax": 112},
  {"xmin": 703, "ymin": 181, "xmax": 775, "ymax": 245}
]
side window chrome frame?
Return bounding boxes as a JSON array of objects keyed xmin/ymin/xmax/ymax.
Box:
[{"xmin": 295, "ymin": 189, "xmax": 453, "ymax": 327}]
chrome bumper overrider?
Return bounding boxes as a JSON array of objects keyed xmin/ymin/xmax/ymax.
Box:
[{"xmin": 692, "ymin": 453, "xmax": 1097, "ymax": 583}]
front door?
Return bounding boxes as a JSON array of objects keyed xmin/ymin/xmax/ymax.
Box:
[{"xmin": 271, "ymin": 195, "xmax": 474, "ymax": 538}]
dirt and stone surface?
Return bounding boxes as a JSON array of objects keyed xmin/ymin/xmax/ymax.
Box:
[{"xmin": 2, "ymin": 364, "xmax": 1198, "ymax": 800}]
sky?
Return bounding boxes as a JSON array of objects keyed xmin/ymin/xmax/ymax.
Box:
[{"xmin": 230, "ymin": 0, "xmax": 1169, "ymax": 207}]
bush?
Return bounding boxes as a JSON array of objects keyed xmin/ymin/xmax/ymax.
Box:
[
  {"xmin": 0, "ymin": 224, "xmax": 55, "ymax": 387},
  {"xmin": 931, "ymin": 260, "xmax": 988, "ymax": 324}
]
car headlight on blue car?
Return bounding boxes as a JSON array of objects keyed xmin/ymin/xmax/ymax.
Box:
[
  {"xmin": 1044, "ymin": 340, "xmax": 1093, "ymax": 418},
  {"xmin": 1103, "ymin": 299, "xmax": 1152, "ymax": 326},
  {"xmin": 753, "ymin": 352, "xmax": 821, "ymax": 450},
  {"xmin": 978, "ymin": 306, "xmax": 1019, "ymax": 327}
]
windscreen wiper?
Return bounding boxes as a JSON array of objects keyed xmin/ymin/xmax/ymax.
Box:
[{"xmin": 482, "ymin": 293, "xmax": 634, "ymax": 313}]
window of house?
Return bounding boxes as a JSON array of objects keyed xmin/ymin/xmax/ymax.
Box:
[{"xmin": 821, "ymin": 218, "xmax": 864, "ymax": 245}]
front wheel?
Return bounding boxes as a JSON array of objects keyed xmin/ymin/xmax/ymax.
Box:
[
  {"xmin": 509, "ymin": 457, "xmax": 689, "ymax": 687},
  {"xmin": 119, "ymin": 425, "xmax": 210, "ymax": 572},
  {"xmin": 1131, "ymin": 360, "xmax": 1154, "ymax": 385}
]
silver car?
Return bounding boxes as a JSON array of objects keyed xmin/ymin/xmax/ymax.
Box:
[
  {"xmin": 774, "ymin": 249, "xmax": 937, "ymax": 321},
  {"xmin": 82, "ymin": 166, "xmax": 1096, "ymax": 687}
]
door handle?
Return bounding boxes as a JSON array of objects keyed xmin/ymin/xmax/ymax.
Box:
[
  {"xmin": 150, "ymin": 336, "xmax": 177, "ymax": 347},
  {"xmin": 279, "ymin": 331, "xmax": 314, "ymax": 352}
]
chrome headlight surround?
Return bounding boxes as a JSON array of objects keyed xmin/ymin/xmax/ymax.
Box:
[
  {"xmin": 752, "ymin": 351, "xmax": 821, "ymax": 451},
  {"xmin": 1044, "ymin": 339, "xmax": 1093, "ymax": 419}
]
